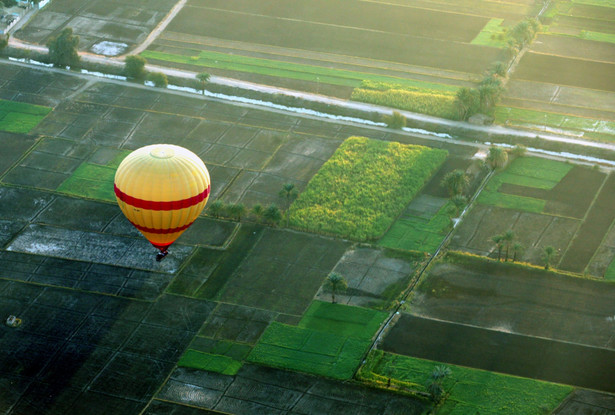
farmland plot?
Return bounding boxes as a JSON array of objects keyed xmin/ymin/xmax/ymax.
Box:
[
  {"xmin": 451, "ymin": 157, "xmax": 614, "ymax": 274},
  {"xmin": 17, "ymin": 0, "xmax": 178, "ymax": 54},
  {"xmin": 499, "ymin": 2, "xmax": 615, "ymax": 137}
]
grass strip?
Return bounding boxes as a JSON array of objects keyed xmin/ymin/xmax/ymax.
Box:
[
  {"xmin": 178, "ymin": 349, "xmax": 242, "ymax": 375},
  {"xmin": 495, "ymin": 107, "xmax": 615, "ymax": 140},
  {"xmin": 359, "ymin": 350, "xmax": 573, "ymax": 414},
  {"xmin": 289, "ymin": 137, "xmax": 447, "ymax": 241},
  {"xmin": 141, "ymin": 49, "xmax": 458, "ymax": 90}
]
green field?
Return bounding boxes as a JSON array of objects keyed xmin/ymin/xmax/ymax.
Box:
[
  {"xmin": 289, "ymin": 137, "xmax": 448, "ymax": 241},
  {"xmin": 57, "ymin": 150, "xmax": 131, "ymax": 201},
  {"xmin": 379, "ymin": 201, "xmax": 452, "ymax": 253},
  {"xmin": 299, "ymin": 301, "xmax": 388, "ymax": 339},
  {"xmin": 178, "ymin": 349, "xmax": 243, "ymax": 375},
  {"xmin": 471, "ymin": 18, "xmax": 508, "ymax": 48},
  {"xmin": 248, "ymin": 302, "xmax": 386, "ymax": 380},
  {"xmin": 142, "ymin": 50, "xmax": 459, "ymax": 91},
  {"xmin": 495, "ymin": 107, "xmax": 615, "ymax": 142},
  {"xmin": 478, "ymin": 157, "xmax": 572, "ymax": 212},
  {"xmin": 177, "ymin": 337, "xmax": 252, "ymax": 376},
  {"xmin": 359, "ymin": 350, "xmax": 573, "ymax": 414},
  {"xmin": 0, "ymin": 100, "xmax": 52, "ymax": 133}
]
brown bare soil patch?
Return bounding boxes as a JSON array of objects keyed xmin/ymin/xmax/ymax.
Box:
[
  {"xmin": 531, "ymin": 34, "xmax": 615, "ymax": 64},
  {"xmin": 513, "ymin": 53, "xmax": 615, "ymax": 92},
  {"xmin": 560, "ymin": 174, "xmax": 615, "ymax": 272}
]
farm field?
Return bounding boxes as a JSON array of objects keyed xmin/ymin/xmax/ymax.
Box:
[
  {"xmin": 360, "ymin": 350, "xmax": 573, "ymax": 414},
  {"xmin": 15, "ymin": 0, "xmax": 178, "ymax": 55},
  {"xmin": 382, "ymin": 314, "xmax": 615, "ymax": 392},
  {"xmin": 0, "ymin": 62, "xmax": 473, "ymax": 413},
  {"xmin": 141, "ymin": 0, "xmax": 513, "ymax": 100},
  {"xmin": 3, "ymin": 60, "xmax": 615, "ymax": 414},
  {"xmin": 451, "ymin": 156, "xmax": 615, "ymax": 275},
  {"xmin": 288, "ymin": 136, "xmax": 447, "ymax": 241},
  {"xmin": 498, "ymin": 1, "xmax": 615, "ymax": 140}
]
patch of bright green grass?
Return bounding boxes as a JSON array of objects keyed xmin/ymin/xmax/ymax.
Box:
[
  {"xmin": 0, "ymin": 100, "xmax": 52, "ymax": 133},
  {"xmin": 478, "ymin": 157, "xmax": 572, "ymax": 212},
  {"xmin": 57, "ymin": 150, "xmax": 131, "ymax": 201},
  {"xmin": 247, "ymin": 322, "xmax": 371, "ymax": 380},
  {"xmin": 379, "ymin": 201, "xmax": 452, "ymax": 253},
  {"xmin": 580, "ymin": 30, "xmax": 615, "ymax": 44},
  {"xmin": 299, "ymin": 301, "xmax": 387, "ymax": 340},
  {"xmin": 248, "ymin": 302, "xmax": 387, "ymax": 379},
  {"xmin": 141, "ymin": 50, "xmax": 458, "ymax": 91},
  {"xmin": 289, "ymin": 137, "xmax": 447, "ymax": 241},
  {"xmin": 359, "ymin": 350, "xmax": 573, "ymax": 414},
  {"xmin": 495, "ymin": 107, "xmax": 615, "ymax": 142},
  {"xmin": 604, "ymin": 257, "xmax": 615, "ymax": 281},
  {"xmin": 471, "ymin": 18, "xmax": 508, "ymax": 48},
  {"xmin": 178, "ymin": 349, "xmax": 242, "ymax": 375}
]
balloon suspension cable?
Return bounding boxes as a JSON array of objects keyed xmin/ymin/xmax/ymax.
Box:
[{"xmin": 155, "ymin": 249, "xmax": 169, "ymax": 262}]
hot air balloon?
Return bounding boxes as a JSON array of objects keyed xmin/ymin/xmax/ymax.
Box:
[{"xmin": 114, "ymin": 144, "xmax": 210, "ymax": 261}]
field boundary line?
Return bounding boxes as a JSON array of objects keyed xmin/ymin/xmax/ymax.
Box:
[
  {"xmin": 525, "ymin": 50, "xmax": 615, "ymax": 65},
  {"xmin": 399, "ymin": 314, "xmax": 615, "ymax": 352},
  {"xmin": 158, "ymin": 31, "xmax": 477, "ymax": 79},
  {"xmin": 355, "ymin": 168, "xmax": 495, "ymax": 377},
  {"xmin": 557, "ymin": 172, "xmax": 609, "ymax": 268}
]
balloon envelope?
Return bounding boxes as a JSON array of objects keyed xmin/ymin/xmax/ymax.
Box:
[{"xmin": 114, "ymin": 144, "xmax": 210, "ymax": 252}]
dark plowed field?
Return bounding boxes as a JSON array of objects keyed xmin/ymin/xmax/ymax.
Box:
[
  {"xmin": 560, "ymin": 174, "xmax": 615, "ymax": 272},
  {"xmin": 167, "ymin": 6, "xmax": 499, "ymax": 73},
  {"xmin": 513, "ymin": 53, "xmax": 615, "ymax": 92},
  {"xmin": 531, "ymin": 34, "xmax": 615, "ymax": 64},
  {"xmin": 382, "ymin": 315, "xmax": 615, "ymax": 393}
]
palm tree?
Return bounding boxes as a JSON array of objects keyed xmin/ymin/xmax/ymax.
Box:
[
  {"xmin": 251, "ymin": 204, "xmax": 264, "ymax": 222},
  {"xmin": 512, "ymin": 243, "xmax": 524, "ymax": 262},
  {"xmin": 207, "ymin": 200, "xmax": 224, "ymax": 218},
  {"xmin": 502, "ymin": 230, "xmax": 515, "ymax": 261},
  {"xmin": 450, "ymin": 195, "xmax": 467, "ymax": 216},
  {"xmin": 441, "ymin": 170, "xmax": 469, "ymax": 196},
  {"xmin": 228, "ymin": 203, "xmax": 245, "ymax": 221},
  {"xmin": 325, "ymin": 272, "xmax": 347, "ymax": 303},
  {"xmin": 263, "ymin": 204, "xmax": 282, "ymax": 226},
  {"xmin": 486, "ymin": 147, "xmax": 508, "ymax": 170},
  {"xmin": 492, "ymin": 234, "xmax": 504, "ymax": 261},
  {"xmin": 279, "ymin": 183, "xmax": 298, "ymax": 210},
  {"xmin": 455, "ymin": 87, "xmax": 479, "ymax": 120},
  {"xmin": 542, "ymin": 246, "xmax": 556, "ymax": 270},
  {"xmin": 196, "ymin": 72, "xmax": 210, "ymax": 94},
  {"xmin": 426, "ymin": 365, "xmax": 452, "ymax": 403}
]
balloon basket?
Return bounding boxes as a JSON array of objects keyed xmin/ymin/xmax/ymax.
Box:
[{"xmin": 156, "ymin": 250, "xmax": 169, "ymax": 262}]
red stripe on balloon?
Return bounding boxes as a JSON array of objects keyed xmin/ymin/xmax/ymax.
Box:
[
  {"xmin": 114, "ymin": 184, "xmax": 210, "ymax": 211},
  {"xmin": 129, "ymin": 219, "xmax": 196, "ymax": 235}
]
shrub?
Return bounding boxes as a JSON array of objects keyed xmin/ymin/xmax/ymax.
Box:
[
  {"xmin": 382, "ymin": 111, "xmax": 406, "ymax": 129},
  {"xmin": 147, "ymin": 71, "xmax": 168, "ymax": 88},
  {"xmin": 124, "ymin": 55, "xmax": 147, "ymax": 79}
]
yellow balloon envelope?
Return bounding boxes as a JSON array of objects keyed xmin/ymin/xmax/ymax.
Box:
[{"xmin": 114, "ymin": 144, "xmax": 210, "ymax": 258}]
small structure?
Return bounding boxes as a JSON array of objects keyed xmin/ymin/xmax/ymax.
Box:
[{"xmin": 5, "ymin": 315, "xmax": 22, "ymax": 328}]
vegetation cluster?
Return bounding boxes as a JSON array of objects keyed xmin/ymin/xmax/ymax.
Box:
[{"xmin": 288, "ymin": 136, "xmax": 447, "ymax": 241}]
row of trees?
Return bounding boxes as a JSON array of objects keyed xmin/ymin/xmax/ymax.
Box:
[
  {"xmin": 455, "ymin": 63, "xmax": 505, "ymax": 121},
  {"xmin": 206, "ymin": 182, "xmax": 299, "ymax": 226},
  {"xmin": 492, "ymin": 231, "xmax": 557, "ymax": 270}
]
